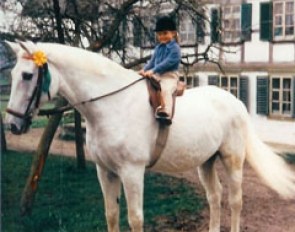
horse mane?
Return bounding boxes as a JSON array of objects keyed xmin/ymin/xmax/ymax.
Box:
[{"xmin": 37, "ymin": 42, "xmax": 138, "ymax": 80}]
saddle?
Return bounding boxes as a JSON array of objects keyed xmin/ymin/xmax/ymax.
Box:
[{"xmin": 146, "ymin": 76, "xmax": 186, "ymax": 118}]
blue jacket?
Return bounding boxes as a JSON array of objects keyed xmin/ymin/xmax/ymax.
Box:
[{"xmin": 144, "ymin": 40, "xmax": 181, "ymax": 75}]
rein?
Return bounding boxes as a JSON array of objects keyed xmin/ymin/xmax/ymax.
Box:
[{"xmin": 40, "ymin": 77, "xmax": 146, "ymax": 116}]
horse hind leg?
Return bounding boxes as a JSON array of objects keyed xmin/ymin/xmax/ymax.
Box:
[
  {"xmin": 198, "ymin": 154, "xmax": 223, "ymax": 232},
  {"xmin": 96, "ymin": 165, "xmax": 121, "ymax": 232},
  {"xmin": 219, "ymin": 142, "xmax": 246, "ymax": 232}
]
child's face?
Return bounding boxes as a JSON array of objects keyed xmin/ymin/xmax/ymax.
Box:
[{"xmin": 156, "ymin": 31, "xmax": 176, "ymax": 44}]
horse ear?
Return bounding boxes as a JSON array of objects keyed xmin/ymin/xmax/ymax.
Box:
[
  {"xmin": 5, "ymin": 40, "xmax": 37, "ymax": 56},
  {"xmin": 5, "ymin": 41, "xmax": 21, "ymax": 54},
  {"xmin": 17, "ymin": 40, "xmax": 36, "ymax": 55}
]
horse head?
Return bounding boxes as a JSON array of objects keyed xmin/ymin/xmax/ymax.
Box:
[{"xmin": 5, "ymin": 41, "xmax": 52, "ymax": 135}]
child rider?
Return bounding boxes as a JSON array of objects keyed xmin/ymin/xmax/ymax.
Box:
[{"xmin": 139, "ymin": 15, "xmax": 181, "ymax": 125}]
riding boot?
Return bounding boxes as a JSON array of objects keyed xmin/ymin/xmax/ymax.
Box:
[{"xmin": 155, "ymin": 105, "xmax": 172, "ymax": 126}]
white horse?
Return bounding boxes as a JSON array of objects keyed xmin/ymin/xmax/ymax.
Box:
[{"xmin": 5, "ymin": 41, "xmax": 295, "ymax": 232}]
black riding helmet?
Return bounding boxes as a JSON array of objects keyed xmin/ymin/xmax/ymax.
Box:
[{"xmin": 154, "ymin": 16, "xmax": 177, "ymax": 32}]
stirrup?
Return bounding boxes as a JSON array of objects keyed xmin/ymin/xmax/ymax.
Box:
[
  {"xmin": 155, "ymin": 107, "xmax": 172, "ymax": 126},
  {"xmin": 156, "ymin": 116, "xmax": 172, "ymax": 126},
  {"xmin": 155, "ymin": 106, "xmax": 168, "ymax": 117}
]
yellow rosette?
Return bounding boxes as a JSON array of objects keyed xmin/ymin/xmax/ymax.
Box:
[{"xmin": 32, "ymin": 51, "xmax": 47, "ymax": 67}]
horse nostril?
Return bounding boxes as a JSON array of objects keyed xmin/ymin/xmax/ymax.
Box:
[{"xmin": 10, "ymin": 123, "xmax": 22, "ymax": 135}]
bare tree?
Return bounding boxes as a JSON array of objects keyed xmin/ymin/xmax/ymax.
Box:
[{"xmin": 1, "ymin": 0, "xmax": 215, "ymax": 69}]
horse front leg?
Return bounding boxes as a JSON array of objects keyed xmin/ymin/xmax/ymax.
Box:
[
  {"xmin": 120, "ymin": 165, "xmax": 145, "ymax": 232},
  {"xmin": 96, "ymin": 165, "xmax": 121, "ymax": 232}
]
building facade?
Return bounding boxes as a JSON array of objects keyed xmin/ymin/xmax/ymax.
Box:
[{"xmin": 194, "ymin": 0, "xmax": 295, "ymax": 146}]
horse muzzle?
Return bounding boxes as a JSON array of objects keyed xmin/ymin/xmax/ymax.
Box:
[
  {"xmin": 5, "ymin": 109, "xmax": 32, "ymax": 135},
  {"xmin": 9, "ymin": 121, "xmax": 31, "ymax": 135}
]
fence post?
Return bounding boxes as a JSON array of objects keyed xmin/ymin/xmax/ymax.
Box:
[
  {"xmin": 20, "ymin": 98, "xmax": 67, "ymax": 216},
  {"xmin": 74, "ymin": 110, "xmax": 86, "ymax": 169},
  {"xmin": 0, "ymin": 113, "xmax": 7, "ymax": 153}
]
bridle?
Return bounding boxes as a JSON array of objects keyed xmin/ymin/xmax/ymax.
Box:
[{"xmin": 6, "ymin": 60, "xmax": 51, "ymax": 124}]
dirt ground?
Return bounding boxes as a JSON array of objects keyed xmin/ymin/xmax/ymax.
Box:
[{"xmin": 5, "ymin": 128, "xmax": 295, "ymax": 232}]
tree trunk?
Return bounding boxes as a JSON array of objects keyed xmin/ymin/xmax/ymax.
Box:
[
  {"xmin": 52, "ymin": 0, "xmax": 65, "ymax": 44},
  {"xmin": 74, "ymin": 110, "xmax": 86, "ymax": 169},
  {"xmin": 20, "ymin": 98, "xmax": 67, "ymax": 216}
]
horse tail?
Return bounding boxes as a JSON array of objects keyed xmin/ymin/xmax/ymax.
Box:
[{"xmin": 245, "ymin": 121, "xmax": 295, "ymax": 199}]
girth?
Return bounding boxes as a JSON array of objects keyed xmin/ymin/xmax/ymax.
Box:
[
  {"xmin": 145, "ymin": 77, "xmax": 186, "ymax": 168},
  {"xmin": 147, "ymin": 123, "xmax": 169, "ymax": 168}
]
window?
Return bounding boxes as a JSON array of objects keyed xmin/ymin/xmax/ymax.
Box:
[
  {"xmin": 222, "ymin": 5, "xmax": 241, "ymax": 43},
  {"xmin": 218, "ymin": 3, "xmax": 252, "ymax": 43},
  {"xmin": 209, "ymin": 75, "xmax": 249, "ymax": 109},
  {"xmin": 220, "ymin": 75, "xmax": 239, "ymax": 97},
  {"xmin": 270, "ymin": 76, "xmax": 293, "ymax": 116},
  {"xmin": 179, "ymin": 14, "xmax": 197, "ymax": 45},
  {"xmin": 257, "ymin": 76, "xmax": 295, "ymax": 117},
  {"xmin": 179, "ymin": 75, "xmax": 199, "ymax": 89},
  {"xmin": 273, "ymin": 0, "xmax": 295, "ymax": 40}
]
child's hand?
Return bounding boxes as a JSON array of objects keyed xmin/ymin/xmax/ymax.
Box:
[
  {"xmin": 138, "ymin": 69, "xmax": 145, "ymax": 76},
  {"xmin": 144, "ymin": 70, "xmax": 154, "ymax": 78}
]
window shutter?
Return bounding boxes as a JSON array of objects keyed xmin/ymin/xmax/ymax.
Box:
[
  {"xmin": 133, "ymin": 17, "xmax": 141, "ymax": 47},
  {"xmin": 260, "ymin": 2, "xmax": 273, "ymax": 41},
  {"xmin": 208, "ymin": 75, "xmax": 219, "ymax": 86},
  {"xmin": 292, "ymin": 77, "xmax": 295, "ymax": 118},
  {"xmin": 239, "ymin": 76, "xmax": 249, "ymax": 110},
  {"xmin": 210, "ymin": 8, "xmax": 221, "ymax": 43},
  {"xmin": 196, "ymin": 14, "xmax": 205, "ymax": 43},
  {"xmin": 256, "ymin": 76, "xmax": 269, "ymax": 115},
  {"xmin": 241, "ymin": 3, "xmax": 252, "ymax": 41},
  {"xmin": 194, "ymin": 75, "xmax": 199, "ymax": 87}
]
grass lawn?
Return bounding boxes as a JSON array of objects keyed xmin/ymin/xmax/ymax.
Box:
[{"xmin": 1, "ymin": 150, "xmax": 204, "ymax": 232}]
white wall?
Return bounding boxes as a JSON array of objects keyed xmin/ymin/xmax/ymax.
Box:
[
  {"xmin": 273, "ymin": 44, "xmax": 295, "ymax": 63},
  {"xmin": 251, "ymin": 115, "xmax": 295, "ymax": 147}
]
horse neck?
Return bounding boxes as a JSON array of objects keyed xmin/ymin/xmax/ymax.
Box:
[{"xmin": 44, "ymin": 44, "xmax": 148, "ymax": 124}]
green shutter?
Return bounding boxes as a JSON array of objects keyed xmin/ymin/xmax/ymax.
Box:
[
  {"xmin": 196, "ymin": 14, "xmax": 205, "ymax": 43},
  {"xmin": 208, "ymin": 75, "xmax": 219, "ymax": 86},
  {"xmin": 241, "ymin": 3, "xmax": 252, "ymax": 41},
  {"xmin": 256, "ymin": 76, "xmax": 269, "ymax": 115},
  {"xmin": 292, "ymin": 77, "xmax": 295, "ymax": 118},
  {"xmin": 194, "ymin": 75, "xmax": 199, "ymax": 87},
  {"xmin": 133, "ymin": 17, "xmax": 141, "ymax": 47},
  {"xmin": 260, "ymin": 2, "xmax": 273, "ymax": 41},
  {"xmin": 210, "ymin": 8, "xmax": 221, "ymax": 43},
  {"xmin": 239, "ymin": 76, "xmax": 249, "ymax": 110}
]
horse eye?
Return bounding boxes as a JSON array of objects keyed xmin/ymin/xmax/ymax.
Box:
[{"xmin": 22, "ymin": 72, "xmax": 33, "ymax": 81}]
